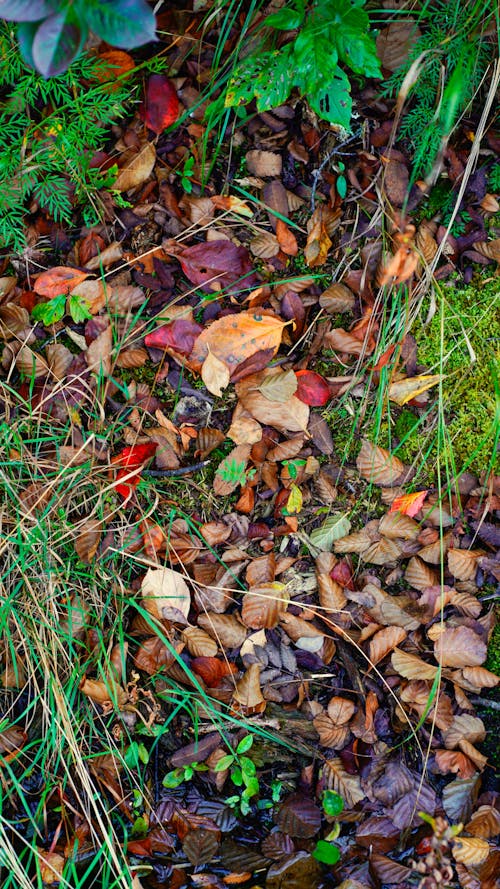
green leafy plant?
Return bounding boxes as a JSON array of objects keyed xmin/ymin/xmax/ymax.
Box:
[
  {"xmin": 382, "ymin": 0, "xmax": 497, "ymax": 178},
  {"xmin": 162, "ymin": 760, "xmax": 209, "ymax": 789},
  {"xmin": 0, "ymin": 0, "xmax": 156, "ymax": 77},
  {"xmin": 215, "ymin": 734, "xmax": 260, "ymax": 814},
  {"xmin": 223, "ymin": 0, "xmax": 381, "ymax": 129},
  {"xmin": 0, "ymin": 24, "xmax": 132, "ymax": 250},
  {"xmin": 311, "ymin": 789, "xmax": 344, "ymax": 864},
  {"xmin": 32, "ymin": 292, "xmax": 93, "ymax": 326},
  {"xmin": 176, "ymin": 154, "xmax": 196, "ymax": 194},
  {"xmin": 216, "ymin": 457, "xmax": 255, "ymax": 488}
]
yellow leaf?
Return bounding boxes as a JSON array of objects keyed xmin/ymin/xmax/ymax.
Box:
[
  {"xmin": 191, "ymin": 311, "xmax": 285, "ymax": 372},
  {"xmin": 286, "ymin": 484, "xmax": 303, "ymax": 514},
  {"xmin": 388, "ymin": 374, "xmax": 442, "ymax": 406},
  {"xmin": 201, "ymin": 348, "xmax": 230, "ymax": 397}
]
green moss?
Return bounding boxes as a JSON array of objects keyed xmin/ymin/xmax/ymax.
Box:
[{"xmin": 486, "ymin": 610, "xmax": 500, "ymax": 676}]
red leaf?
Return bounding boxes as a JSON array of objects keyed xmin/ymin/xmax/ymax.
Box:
[
  {"xmin": 112, "ymin": 442, "xmax": 157, "ymax": 500},
  {"xmin": 191, "ymin": 657, "xmax": 238, "ymax": 688},
  {"xmin": 330, "ymin": 557, "xmax": 355, "ymax": 590},
  {"xmin": 295, "ymin": 370, "xmax": 331, "ymax": 406},
  {"xmin": 34, "ymin": 266, "xmax": 88, "ymax": 298},
  {"xmin": 141, "ymin": 74, "xmax": 179, "ymax": 134},
  {"xmin": 178, "ymin": 241, "xmax": 255, "ymax": 294},
  {"xmin": 389, "ymin": 489, "xmax": 428, "ymax": 517},
  {"xmin": 145, "ymin": 320, "xmax": 203, "ymax": 356}
]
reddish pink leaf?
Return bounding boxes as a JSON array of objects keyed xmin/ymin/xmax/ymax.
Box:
[
  {"xmin": 390, "ymin": 489, "xmax": 428, "ymax": 517},
  {"xmin": 295, "ymin": 370, "xmax": 331, "ymax": 406},
  {"xmin": 145, "ymin": 320, "xmax": 203, "ymax": 356},
  {"xmin": 330, "ymin": 557, "xmax": 355, "ymax": 590},
  {"xmin": 178, "ymin": 241, "xmax": 255, "ymax": 294},
  {"xmin": 141, "ymin": 74, "xmax": 179, "ymax": 134},
  {"xmin": 112, "ymin": 442, "xmax": 157, "ymax": 500}
]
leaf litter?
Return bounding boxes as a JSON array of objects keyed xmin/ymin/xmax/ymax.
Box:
[{"xmin": 0, "ymin": 7, "xmax": 499, "ymax": 889}]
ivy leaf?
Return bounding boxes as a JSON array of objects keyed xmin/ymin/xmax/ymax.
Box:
[
  {"xmin": 85, "ymin": 0, "xmax": 157, "ymax": 49},
  {"xmin": 32, "ymin": 11, "xmax": 87, "ymax": 77},
  {"xmin": 32, "ymin": 294, "xmax": 67, "ymax": 326}
]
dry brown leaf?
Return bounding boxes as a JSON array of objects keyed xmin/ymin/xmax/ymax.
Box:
[
  {"xmin": 405, "ymin": 556, "xmax": 438, "ymax": 591},
  {"xmin": 134, "ymin": 636, "xmax": 177, "ymax": 674},
  {"xmin": 79, "ymin": 676, "xmax": 127, "ymax": 707},
  {"xmin": 475, "ymin": 238, "xmax": 500, "ymax": 262},
  {"xmin": 195, "ymin": 427, "xmax": 226, "ymax": 459},
  {"xmin": 213, "ymin": 444, "xmax": 252, "ymax": 496},
  {"xmin": 416, "ymin": 220, "xmax": 438, "ymax": 264},
  {"xmin": 443, "ymin": 714, "xmax": 486, "ymax": 749},
  {"xmin": 448, "ymin": 548, "xmax": 485, "ymax": 582},
  {"xmin": 305, "ymin": 207, "xmax": 332, "ymax": 268},
  {"xmin": 198, "ymin": 613, "xmax": 247, "ymax": 649},
  {"xmin": 241, "ymin": 582, "xmax": 289, "ymax": 629},
  {"xmin": 363, "ymin": 537, "xmax": 403, "ymax": 565},
  {"xmin": 323, "ymin": 757, "xmax": 365, "ymax": 808},
  {"xmin": 246, "ymin": 150, "xmax": 282, "ymax": 177},
  {"xmin": 434, "ymin": 749, "xmax": 478, "ymax": 779},
  {"xmin": 232, "ymin": 663, "xmax": 266, "ymax": 713},
  {"xmin": 142, "ymin": 567, "xmax": 191, "ymax": 623},
  {"xmin": 45, "ymin": 343, "xmax": 73, "ymax": 379},
  {"xmin": 376, "ymin": 20, "xmax": 421, "ymax": 71},
  {"xmin": 236, "ymin": 369, "xmax": 310, "ymax": 434},
  {"xmin": 115, "ymin": 347, "xmax": 148, "ymax": 368},
  {"xmin": 201, "ymin": 349, "xmax": 231, "ymax": 397},
  {"xmin": 74, "ymin": 519, "xmax": 102, "ymax": 563},
  {"xmin": 259, "ymin": 368, "xmax": 298, "ymax": 403},
  {"xmin": 379, "ymin": 511, "xmax": 419, "ymax": 540},
  {"xmin": 0, "ymin": 304, "xmax": 30, "ymax": 337},
  {"xmin": 319, "ymin": 282, "xmax": 355, "ymax": 314},
  {"xmin": 327, "ymin": 696, "xmax": 356, "ymax": 724},
  {"xmin": 15, "ymin": 345, "xmax": 49, "ymax": 378},
  {"xmin": 182, "ymin": 626, "xmax": 218, "ymax": 657},
  {"xmin": 324, "ymin": 327, "xmax": 368, "ymax": 356},
  {"xmin": 38, "ymin": 851, "xmax": 66, "ymax": 885},
  {"xmin": 227, "ymin": 413, "xmax": 262, "ymax": 445},
  {"xmin": 452, "ymin": 836, "xmax": 490, "ymax": 866},
  {"xmin": 391, "ymin": 648, "xmax": 439, "ymax": 680},
  {"xmin": 434, "ymin": 627, "xmax": 487, "ymax": 669},
  {"xmin": 461, "ymin": 666, "xmax": 500, "ymax": 689},
  {"xmin": 86, "ymin": 325, "xmax": 113, "ymax": 376},
  {"xmin": 250, "ymin": 232, "xmax": 280, "ymax": 258},
  {"xmin": 313, "ymin": 714, "xmax": 350, "ymax": 749},
  {"xmin": 369, "ymin": 626, "xmax": 407, "ymax": 665},
  {"xmin": 356, "ymin": 440, "xmax": 406, "ymax": 486},
  {"xmin": 276, "ymin": 219, "xmax": 298, "ymax": 256},
  {"xmin": 466, "ymin": 805, "xmax": 500, "ymax": 838},
  {"xmin": 334, "ymin": 528, "xmax": 372, "ymax": 554},
  {"xmin": 114, "ymin": 141, "xmax": 156, "ymax": 192},
  {"xmin": 388, "ymin": 373, "xmax": 442, "ymax": 406}
]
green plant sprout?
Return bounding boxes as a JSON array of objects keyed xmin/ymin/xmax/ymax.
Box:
[
  {"xmin": 215, "ymin": 734, "xmax": 260, "ymax": 815},
  {"xmin": 312, "ymin": 790, "xmax": 344, "ymax": 864},
  {"xmin": 162, "ymin": 761, "xmax": 209, "ymax": 789},
  {"xmin": 32, "ymin": 292, "xmax": 93, "ymax": 326},
  {"xmin": 177, "ymin": 155, "xmax": 196, "ymax": 194}
]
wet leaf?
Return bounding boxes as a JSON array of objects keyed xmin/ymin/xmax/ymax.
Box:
[
  {"xmin": 34, "ymin": 266, "xmax": 88, "ymax": 298},
  {"xmin": 295, "ymin": 370, "xmax": 331, "ymax": 406},
  {"xmin": 114, "ymin": 141, "xmax": 156, "ymax": 192},
  {"xmin": 277, "ymin": 793, "xmax": 322, "ymax": 838},
  {"xmin": 323, "ymin": 758, "xmax": 365, "ymax": 808},
  {"xmin": 141, "ymin": 74, "xmax": 179, "ymax": 133},
  {"xmin": 182, "ymin": 828, "xmax": 219, "ymax": 866}
]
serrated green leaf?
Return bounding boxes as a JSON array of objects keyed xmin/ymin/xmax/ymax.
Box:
[
  {"xmin": 68, "ymin": 293, "xmax": 92, "ymax": 323},
  {"xmin": 310, "ymin": 513, "xmax": 351, "ymax": 551},
  {"xmin": 32, "ymin": 293, "xmax": 67, "ymax": 326},
  {"xmin": 312, "ymin": 840, "xmax": 341, "ymax": 865},
  {"xmin": 236, "ymin": 734, "xmax": 254, "ymax": 755}
]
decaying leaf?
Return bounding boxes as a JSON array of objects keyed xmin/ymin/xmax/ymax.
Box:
[
  {"xmin": 452, "ymin": 836, "xmax": 490, "ymax": 866},
  {"xmin": 114, "ymin": 141, "xmax": 156, "ymax": 192},
  {"xmin": 191, "ymin": 312, "xmax": 285, "ymax": 372},
  {"xmin": 434, "ymin": 627, "xmax": 487, "ymax": 669},
  {"xmin": 142, "ymin": 567, "xmax": 191, "ymax": 623},
  {"xmin": 201, "ymin": 349, "xmax": 231, "ymax": 397},
  {"xmin": 356, "ymin": 440, "xmax": 407, "ymax": 486},
  {"xmin": 388, "ymin": 373, "xmax": 442, "ymax": 406}
]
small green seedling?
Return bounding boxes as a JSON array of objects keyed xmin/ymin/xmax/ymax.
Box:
[
  {"xmin": 162, "ymin": 761, "xmax": 209, "ymax": 789},
  {"xmin": 214, "ymin": 734, "xmax": 260, "ymax": 815},
  {"xmin": 312, "ymin": 790, "xmax": 344, "ymax": 865},
  {"xmin": 32, "ymin": 292, "xmax": 92, "ymax": 326},
  {"xmin": 177, "ymin": 155, "xmax": 196, "ymax": 194}
]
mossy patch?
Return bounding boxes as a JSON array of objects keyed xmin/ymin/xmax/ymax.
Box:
[{"xmin": 486, "ymin": 610, "xmax": 500, "ymax": 677}]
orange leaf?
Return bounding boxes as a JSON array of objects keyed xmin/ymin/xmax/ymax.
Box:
[
  {"xmin": 304, "ymin": 208, "xmax": 332, "ymax": 267},
  {"xmin": 34, "ymin": 266, "xmax": 89, "ymax": 298},
  {"xmin": 379, "ymin": 246, "xmax": 419, "ymax": 285},
  {"xmin": 276, "ymin": 219, "xmax": 298, "ymax": 256},
  {"xmin": 190, "ymin": 311, "xmax": 285, "ymax": 373},
  {"xmin": 389, "ymin": 489, "xmax": 428, "ymax": 517}
]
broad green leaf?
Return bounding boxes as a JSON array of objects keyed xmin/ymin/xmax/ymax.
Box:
[
  {"xmin": 240, "ymin": 756, "xmax": 256, "ymax": 777},
  {"xmin": 85, "ymin": 0, "xmax": 156, "ymax": 49},
  {"xmin": 32, "ymin": 293, "xmax": 67, "ymax": 325},
  {"xmin": 0, "ymin": 0, "xmax": 53, "ymax": 21},
  {"xmin": 214, "ymin": 754, "xmax": 235, "ymax": 772},
  {"xmin": 231, "ymin": 765, "xmax": 243, "ymax": 787},
  {"xmin": 313, "ymin": 840, "xmax": 341, "ymax": 865},
  {"xmin": 310, "ymin": 513, "xmax": 351, "ymax": 551},
  {"xmin": 242, "ymin": 776, "xmax": 260, "ymax": 797},
  {"xmin": 68, "ymin": 293, "xmax": 92, "ymax": 324},
  {"xmin": 335, "ymin": 29, "xmax": 381, "ymax": 78},
  {"xmin": 32, "ymin": 12, "xmax": 87, "ymax": 77},
  {"xmin": 265, "ymin": 8, "xmax": 304, "ymax": 30},
  {"xmin": 162, "ymin": 769, "xmax": 184, "ymax": 788},
  {"xmin": 254, "ymin": 49, "xmax": 293, "ymax": 110},
  {"xmin": 322, "ymin": 790, "xmax": 344, "ymax": 816},
  {"xmin": 236, "ymin": 734, "xmax": 254, "ymax": 755},
  {"xmin": 308, "ymin": 66, "xmax": 352, "ymax": 129}
]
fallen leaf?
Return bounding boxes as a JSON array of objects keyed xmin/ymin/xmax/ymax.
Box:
[
  {"xmin": 236, "ymin": 369, "xmax": 310, "ymax": 434},
  {"xmin": 276, "ymin": 219, "xmax": 298, "ymax": 256},
  {"xmin": 277, "ymin": 793, "xmax": 321, "ymax": 838},
  {"xmin": 34, "ymin": 266, "xmax": 88, "ymax": 298},
  {"xmin": 141, "ymin": 74, "xmax": 179, "ymax": 133},
  {"xmin": 389, "ymin": 490, "xmax": 428, "ymax": 517},
  {"xmin": 201, "ymin": 349, "xmax": 231, "ymax": 397},
  {"xmin": 258, "ymin": 368, "xmax": 297, "ymax": 402},
  {"xmin": 323, "ymin": 758, "xmax": 365, "ymax": 808},
  {"xmin": 232, "ymin": 663, "xmax": 266, "ymax": 713},
  {"xmin": 241, "ymin": 583, "xmax": 289, "ymax": 629},
  {"xmin": 295, "ymin": 370, "xmax": 331, "ymax": 406},
  {"xmin": 191, "ymin": 311, "xmax": 285, "ymax": 373},
  {"xmin": 305, "ymin": 208, "xmax": 332, "ymax": 267},
  {"xmin": 388, "ymin": 374, "xmax": 442, "ymax": 406},
  {"xmin": 310, "ymin": 514, "xmax": 352, "ymax": 551},
  {"xmin": 434, "ymin": 627, "xmax": 487, "ymax": 668},
  {"xmin": 179, "ymin": 240, "xmax": 254, "ymax": 294},
  {"xmin": 356, "ymin": 440, "xmax": 407, "ymax": 486},
  {"xmin": 452, "ymin": 836, "xmax": 490, "ymax": 866},
  {"xmin": 246, "ymin": 150, "xmax": 282, "ymax": 177},
  {"xmin": 391, "ymin": 649, "xmax": 439, "ymax": 680},
  {"xmin": 369, "ymin": 626, "xmax": 407, "ymax": 665},
  {"xmin": 114, "ymin": 141, "xmax": 156, "ymax": 192},
  {"xmin": 145, "ymin": 319, "xmax": 203, "ymax": 356},
  {"xmin": 142, "ymin": 567, "xmax": 191, "ymax": 623}
]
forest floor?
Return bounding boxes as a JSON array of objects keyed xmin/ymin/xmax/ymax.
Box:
[{"xmin": 0, "ymin": 6, "xmax": 499, "ymax": 889}]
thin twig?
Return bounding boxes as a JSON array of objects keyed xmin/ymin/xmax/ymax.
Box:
[{"xmin": 143, "ymin": 461, "xmax": 209, "ymax": 478}]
